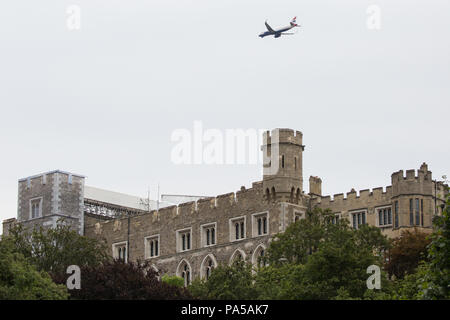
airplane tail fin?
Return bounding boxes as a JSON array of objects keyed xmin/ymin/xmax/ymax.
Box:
[{"xmin": 290, "ymin": 16, "xmax": 298, "ymax": 27}]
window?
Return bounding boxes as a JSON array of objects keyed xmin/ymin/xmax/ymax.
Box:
[
  {"xmin": 281, "ymin": 154, "xmax": 285, "ymax": 168},
  {"xmin": 177, "ymin": 260, "xmax": 191, "ymax": 287},
  {"xmin": 145, "ymin": 235, "xmax": 160, "ymax": 259},
  {"xmin": 415, "ymin": 198, "xmax": 420, "ymax": 225},
  {"xmin": 331, "ymin": 214, "xmax": 340, "ymax": 225},
  {"xmin": 421, "ymin": 199, "xmax": 424, "ymax": 226},
  {"xmin": 410, "ymin": 199, "xmax": 414, "ymax": 226},
  {"xmin": 112, "ymin": 242, "xmax": 128, "ymax": 262},
  {"xmin": 201, "ymin": 255, "xmax": 217, "ymax": 280},
  {"xmin": 229, "ymin": 216, "xmax": 246, "ymax": 241},
  {"xmin": 30, "ymin": 198, "xmax": 42, "ymax": 219},
  {"xmin": 294, "ymin": 211, "xmax": 304, "ymax": 222},
  {"xmin": 377, "ymin": 207, "xmax": 392, "ymax": 227},
  {"xmin": 252, "ymin": 212, "xmax": 269, "ymax": 237},
  {"xmin": 201, "ymin": 223, "xmax": 217, "ymax": 247},
  {"xmin": 176, "ymin": 228, "xmax": 192, "ymax": 252},
  {"xmin": 252, "ymin": 245, "xmax": 267, "ymax": 268},
  {"xmin": 294, "ymin": 157, "xmax": 297, "ymax": 171},
  {"xmin": 351, "ymin": 211, "xmax": 366, "ymax": 229},
  {"xmin": 230, "ymin": 249, "xmax": 246, "ymax": 265},
  {"xmin": 394, "ymin": 201, "xmax": 399, "ymax": 228}
]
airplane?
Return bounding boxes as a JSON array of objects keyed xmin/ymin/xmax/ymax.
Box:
[{"xmin": 259, "ymin": 17, "xmax": 300, "ymax": 38}]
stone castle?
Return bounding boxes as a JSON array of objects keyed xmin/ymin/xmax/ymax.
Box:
[{"xmin": 2, "ymin": 128, "xmax": 448, "ymax": 285}]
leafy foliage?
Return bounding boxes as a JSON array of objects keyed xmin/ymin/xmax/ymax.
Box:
[
  {"xmin": 0, "ymin": 239, "xmax": 68, "ymax": 300},
  {"xmin": 189, "ymin": 260, "xmax": 257, "ymax": 300},
  {"xmin": 385, "ymin": 229, "xmax": 431, "ymax": 279},
  {"xmin": 190, "ymin": 208, "xmax": 392, "ymax": 300},
  {"xmin": 418, "ymin": 190, "xmax": 450, "ymax": 299},
  {"xmin": 55, "ymin": 259, "xmax": 193, "ymax": 300},
  {"xmin": 161, "ymin": 274, "xmax": 185, "ymax": 288},
  {"xmin": 5, "ymin": 222, "xmax": 108, "ymax": 278}
]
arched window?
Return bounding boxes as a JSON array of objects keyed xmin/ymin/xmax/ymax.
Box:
[
  {"xmin": 290, "ymin": 187, "xmax": 295, "ymax": 203},
  {"xmin": 265, "ymin": 188, "xmax": 270, "ymax": 202},
  {"xmin": 229, "ymin": 249, "xmax": 246, "ymax": 266},
  {"xmin": 252, "ymin": 244, "xmax": 267, "ymax": 269},
  {"xmin": 296, "ymin": 188, "xmax": 300, "ymax": 204},
  {"xmin": 177, "ymin": 260, "xmax": 192, "ymax": 287},
  {"xmin": 271, "ymin": 187, "xmax": 276, "ymax": 202},
  {"xmin": 201, "ymin": 254, "xmax": 217, "ymax": 280}
]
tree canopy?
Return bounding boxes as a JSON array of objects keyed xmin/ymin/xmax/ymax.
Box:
[{"xmin": 0, "ymin": 239, "xmax": 68, "ymax": 300}]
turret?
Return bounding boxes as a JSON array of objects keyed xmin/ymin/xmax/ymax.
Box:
[{"xmin": 261, "ymin": 128, "xmax": 304, "ymax": 203}]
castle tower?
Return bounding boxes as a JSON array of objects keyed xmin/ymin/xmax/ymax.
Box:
[
  {"xmin": 14, "ymin": 170, "xmax": 85, "ymax": 235},
  {"xmin": 261, "ymin": 128, "xmax": 304, "ymax": 203},
  {"xmin": 390, "ymin": 162, "xmax": 438, "ymax": 229}
]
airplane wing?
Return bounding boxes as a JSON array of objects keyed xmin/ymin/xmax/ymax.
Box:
[{"xmin": 265, "ymin": 21, "xmax": 275, "ymax": 32}]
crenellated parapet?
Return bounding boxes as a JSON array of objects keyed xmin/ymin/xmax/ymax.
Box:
[
  {"xmin": 391, "ymin": 163, "xmax": 434, "ymax": 196},
  {"xmin": 262, "ymin": 128, "xmax": 303, "ymax": 147}
]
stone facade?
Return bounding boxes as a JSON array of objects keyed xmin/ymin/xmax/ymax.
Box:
[{"xmin": 2, "ymin": 128, "xmax": 448, "ymax": 284}]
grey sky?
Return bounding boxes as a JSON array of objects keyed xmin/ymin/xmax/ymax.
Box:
[{"xmin": 1, "ymin": 0, "xmax": 449, "ymax": 233}]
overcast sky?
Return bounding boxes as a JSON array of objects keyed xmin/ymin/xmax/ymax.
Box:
[{"xmin": 1, "ymin": 0, "xmax": 449, "ymax": 233}]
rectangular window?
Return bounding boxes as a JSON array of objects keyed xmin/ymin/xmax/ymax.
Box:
[
  {"xmin": 421, "ymin": 199, "xmax": 424, "ymax": 226},
  {"xmin": 394, "ymin": 201, "xmax": 399, "ymax": 228},
  {"xmin": 201, "ymin": 223, "xmax": 217, "ymax": 247},
  {"xmin": 145, "ymin": 235, "xmax": 160, "ymax": 259},
  {"xmin": 230, "ymin": 216, "xmax": 246, "ymax": 242},
  {"xmin": 352, "ymin": 211, "xmax": 367, "ymax": 229},
  {"xmin": 410, "ymin": 199, "xmax": 414, "ymax": 226},
  {"xmin": 377, "ymin": 206, "xmax": 393, "ymax": 227},
  {"xmin": 252, "ymin": 212, "xmax": 269, "ymax": 237},
  {"xmin": 112, "ymin": 242, "xmax": 128, "ymax": 262},
  {"xmin": 30, "ymin": 198, "xmax": 42, "ymax": 219},
  {"xmin": 415, "ymin": 199, "xmax": 420, "ymax": 225},
  {"xmin": 177, "ymin": 228, "xmax": 192, "ymax": 252}
]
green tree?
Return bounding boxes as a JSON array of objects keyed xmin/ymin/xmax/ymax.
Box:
[
  {"xmin": 418, "ymin": 191, "xmax": 450, "ymax": 299},
  {"xmin": 5, "ymin": 222, "xmax": 108, "ymax": 278},
  {"xmin": 265, "ymin": 207, "xmax": 327, "ymax": 266},
  {"xmin": 161, "ymin": 274, "xmax": 185, "ymax": 288},
  {"xmin": 189, "ymin": 260, "xmax": 258, "ymax": 300},
  {"xmin": 261, "ymin": 208, "xmax": 391, "ymax": 300},
  {"xmin": 0, "ymin": 239, "xmax": 68, "ymax": 300}
]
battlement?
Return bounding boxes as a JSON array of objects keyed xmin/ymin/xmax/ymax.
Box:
[
  {"xmin": 262, "ymin": 128, "xmax": 303, "ymax": 146},
  {"xmin": 391, "ymin": 162, "xmax": 433, "ymax": 183},
  {"xmin": 318, "ymin": 186, "xmax": 393, "ymax": 207},
  {"xmin": 85, "ymin": 182, "xmax": 264, "ymax": 228},
  {"xmin": 18, "ymin": 170, "xmax": 85, "ymax": 186}
]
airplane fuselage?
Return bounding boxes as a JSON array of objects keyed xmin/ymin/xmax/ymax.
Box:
[{"xmin": 259, "ymin": 25, "xmax": 294, "ymax": 38}]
